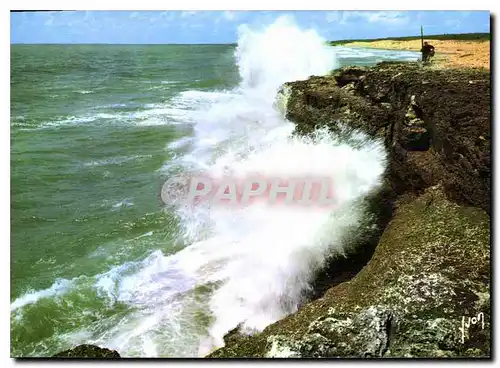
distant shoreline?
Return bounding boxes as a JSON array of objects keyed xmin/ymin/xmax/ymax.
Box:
[
  {"xmin": 328, "ymin": 32, "xmax": 490, "ymax": 45},
  {"xmin": 10, "ymin": 33, "xmax": 490, "ymax": 70},
  {"xmin": 330, "ymin": 33, "xmax": 490, "ymax": 70}
]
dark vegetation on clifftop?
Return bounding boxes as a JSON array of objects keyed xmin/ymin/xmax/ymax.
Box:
[{"xmin": 329, "ymin": 32, "xmax": 491, "ymax": 45}]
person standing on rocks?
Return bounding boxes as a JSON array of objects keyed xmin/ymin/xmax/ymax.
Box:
[{"xmin": 421, "ymin": 41, "xmax": 435, "ymax": 64}]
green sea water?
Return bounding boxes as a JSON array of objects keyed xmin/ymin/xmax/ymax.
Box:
[
  {"xmin": 11, "ymin": 44, "xmax": 240, "ymax": 356},
  {"xmin": 11, "ymin": 43, "xmax": 420, "ymax": 357}
]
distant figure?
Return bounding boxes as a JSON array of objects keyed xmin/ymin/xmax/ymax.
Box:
[{"xmin": 421, "ymin": 41, "xmax": 435, "ymax": 64}]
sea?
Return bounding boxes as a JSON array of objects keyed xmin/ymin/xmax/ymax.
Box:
[{"xmin": 10, "ymin": 17, "xmax": 420, "ymax": 357}]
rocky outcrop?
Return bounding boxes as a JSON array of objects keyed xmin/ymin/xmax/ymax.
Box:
[
  {"xmin": 283, "ymin": 62, "xmax": 490, "ymax": 214},
  {"xmin": 209, "ymin": 186, "xmax": 490, "ymax": 358},
  {"xmin": 208, "ymin": 62, "xmax": 491, "ymax": 358},
  {"xmin": 52, "ymin": 344, "xmax": 121, "ymax": 358}
]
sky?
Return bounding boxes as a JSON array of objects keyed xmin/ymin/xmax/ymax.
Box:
[{"xmin": 10, "ymin": 10, "xmax": 490, "ymax": 44}]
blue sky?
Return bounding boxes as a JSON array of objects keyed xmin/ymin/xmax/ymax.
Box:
[{"xmin": 11, "ymin": 10, "xmax": 490, "ymax": 44}]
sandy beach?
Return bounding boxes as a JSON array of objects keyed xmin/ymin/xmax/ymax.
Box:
[{"xmin": 340, "ymin": 39, "xmax": 490, "ymax": 69}]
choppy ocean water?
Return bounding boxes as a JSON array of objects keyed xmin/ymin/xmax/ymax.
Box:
[{"xmin": 10, "ymin": 17, "xmax": 420, "ymax": 357}]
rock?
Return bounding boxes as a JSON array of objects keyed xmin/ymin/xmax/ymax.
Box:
[
  {"xmin": 208, "ymin": 185, "xmax": 490, "ymax": 358},
  {"xmin": 400, "ymin": 124, "xmax": 429, "ymax": 151},
  {"xmin": 207, "ymin": 62, "xmax": 490, "ymax": 359},
  {"xmin": 52, "ymin": 345, "xmax": 120, "ymax": 358},
  {"xmin": 281, "ymin": 62, "xmax": 490, "ymax": 214},
  {"xmin": 332, "ymin": 66, "xmax": 368, "ymax": 87},
  {"xmin": 401, "ymin": 95, "xmax": 429, "ymax": 151}
]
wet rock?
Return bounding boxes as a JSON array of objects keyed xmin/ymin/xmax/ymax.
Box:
[
  {"xmin": 52, "ymin": 345, "xmax": 120, "ymax": 358},
  {"xmin": 401, "ymin": 124, "xmax": 429, "ymax": 151},
  {"xmin": 401, "ymin": 96, "xmax": 429, "ymax": 151},
  {"xmin": 332, "ymin": 66, "xmax": 368, "ymax": 87},
  {"xmin": 207, "ymin": 62, "xmax": 490, "ymax": 359},
  {"xmin": 208, "ymin": 186, "xmax": 490, "ymax": 358},
  {"xmin": 282, "ymin": 62, "xmax": 490, "ymax": 214}
]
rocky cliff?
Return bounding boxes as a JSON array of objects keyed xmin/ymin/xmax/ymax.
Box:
[
  {"xmin": 52, "ymin": 62, "xmax": 491, "ymax": 359},
  {"xmin": 208, "ymin": 62, "xmax": 491, "ymax": 358}
]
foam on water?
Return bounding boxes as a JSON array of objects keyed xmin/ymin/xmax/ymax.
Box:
[
  {"xmin": 178, "ymin": 17, "xmax": 386, "ymax": 354},
  {"xmin": 235, "ymin": 17, "xmax": 335, "ymax": 97},
  {"xmin": 131, "ymin": 16, "xmax": 386, "ymax": 356},
  {"xmin": 11, "ymin": 16, "xmax": 390, "ymax": 357},
  {"xmin": 83, "ymin": 154, "xmax": 153, "ymax": 167},
  {"xmin": 22, "ymin": 102, "xmax": 194, "ymax": 131},
  {"xmin": 111, "ymin": 199, "xmax": 134, "ymax": 209},
  {"xmin": 334, "ymin": 45, "xmax": 420, "ymax": 62},
  {"xmin": 11, "ymin": 279, "xmax": 75, "ymax": 311}
]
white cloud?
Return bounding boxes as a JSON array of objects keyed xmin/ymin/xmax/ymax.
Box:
[
  {"xmin": 325, "ymin": 12, "xmax": 341, "ymax": 23},
  {"xmin": 180, "ymin": 11, "xmax": 197, "ymax": 18},
  {"xmin": 366, "ymin": 12, "xmax": 409, "ymax": 24},
  {"xmin": 159, "ymin": 11, "xmax": 175, "ymax": 20},
  {"xmin": 339, "ymin": 11, "xmax": 410, "ymax": 26},
  {"xmin": 44, "ymin": 17, "xmax": 54, "ymax": 26},
  {"xmin": 222, "ymin": 11, "xmax": 238, "ymax": 22},
  {"xmin": 83, "ymin": 11, "xmax": 96, "ymax": 24},
  {"xmin": 147, "ymin": 11, "xmax": 175, "ymax": 24},
  {"xmin": 42, "ymin": 11, "xmax": 80, "ymax": 27},
  {"xmin": 445, "ymin": 18, "xmax": 461, "ymax": 28}
]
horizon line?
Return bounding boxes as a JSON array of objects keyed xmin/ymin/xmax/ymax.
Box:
[
  {"xmin": 10, "ymin": 31, "xmax": 490, "ymax": 46},
  {"xmin": 10, "ymin": 42, "xmax": 238, "ymax": 46}
]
